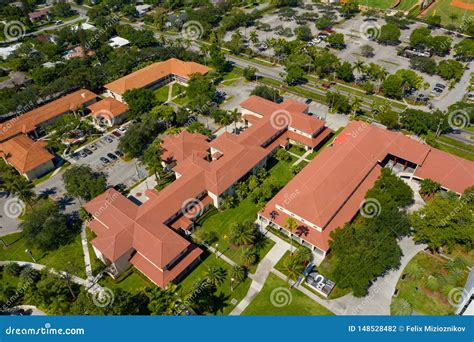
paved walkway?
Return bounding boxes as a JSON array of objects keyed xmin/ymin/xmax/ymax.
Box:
[
  {"xmin": 80, "ymin": 224, "xmax": 93, "ymax": 280},
  {"xmin": 288, "ymin": 150, "xmax": 311, "ymax": 166},
  {"xmin": 229, "ymin": 238, "xmax": 290, "ymax": 315}
]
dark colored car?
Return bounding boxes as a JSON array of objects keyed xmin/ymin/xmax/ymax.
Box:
[
  {"xmin": 114, "ymin": 150, "xmax": 123, "ymax": 157},
  {"xmin": 100, "ymin": 157, "xmax": 110, "ymax": 164},
  {"xmin": 107, "ymin": 153, "xmax": 117, "ymax": 160},
  {"xmin": 112, "ymin": 131, "xmax": 121, "ymax": 138},
  {"xmin": 83, "ymin": 148, "xmax": 93, "ymax": 155},
  {"xmin": 305, "ymin": 98, "xmax": 313, "ymax": 104}
]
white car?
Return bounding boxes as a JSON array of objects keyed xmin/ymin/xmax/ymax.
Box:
[{"xmin": 118, "ymin": 126, "xmax": 127, "ymax": 134}]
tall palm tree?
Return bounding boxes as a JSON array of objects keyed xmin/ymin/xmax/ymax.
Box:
[
  {"xmin": 449, "ymin": 14, "xmax": 458, "ymax": 26},
  {"xmin": 350, "ymin": 97, "xmax": 363, "ymax": 117},
  {"xmin": 3, "ymin": 176, "xmax": 35, "ymax": 207},
  {"xmin": 285, "ymin": 217, "xmax": 298, "ymax": 254},
  {"xmin": 228, "ymin": 108, "xmax": 241, "ymax": 131},
  {"xmin": 353, "ymin": 59, "xmax": 365, "ymax": 75},
  {"xmin": 284, "ymin": 258, "xmax": 305, "ymax": 288},
  {"xmin": 200, "ymin": 44, "xmax": 210, "ymax": 65},
  {"xmin": 249, "ymin": 30, "xmax": 259, "ymax": 45},
  {"xmin": 219, "ymin": 113, "xmax": 231, "ymax": 132},
  {"xmin": 205, "ymin": 265, "xmax": 227, "ymax": 287},
  {"xmin": 230, "ymin": 265, "xmax": 247, "ymax": 284},
  {"xmin": 229, "ymin": 222, "xmax": 255, "ymax": 251}
]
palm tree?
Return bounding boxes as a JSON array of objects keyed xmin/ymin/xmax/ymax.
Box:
[
  {"xmin": 249, "ymin": 30, "xmax": 259, "ymax": 45},
  {"xmin": 200, "ymin": 44, "xmax": 210, "ymax": 65},
  {"xmin": 229, "ymin": 222, "xmax": 255, "ymax": 250},
  {"xmin": 391, "ymin": 298, "xmax": 412, "ymax": 315},
  {"xmin": 241, "ymin": 248, "xmax": 257, "ymax": 267},
  {"xmin": 230, "ymin": 265, "xmax": 247, "ymax": 284},
  {"xmin": 350, "ymin": 97, "xmax": 363, "ymax": 117},
  {"xmin": 285, "ymin": 217, "xmax": 298, "ymax": 254},
  {"xmin": 219, "ymin": 113, "xmax": 231, "ymax": 132},
  {"xmin": 228, "ymin": 108, "xmax": 241, "ymax": 131},
  {"xmin": 3, "ymin": 176, "xmax": 35, "ymax": 207},
  {"xmin": 284, "ymin": 258, "xmax": 305, "ymax": 288},
  {"xmin": 205, "ymin": 265, "xmax": 227, "ymax": 287},
  {"xmin": 449, "ymin": 14, "xmax": 458, "ymax": 26},
  {"xmin": 353, "ymin": 59, "xmax": 365, "ymax": 75}
]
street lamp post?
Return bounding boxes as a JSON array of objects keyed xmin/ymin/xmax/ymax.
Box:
[
  {"xmin": 25, "ymin": 249, "xmax": 36, "ymax": 262},
  {"xmin": 215, "ymin": 243, "xmax": 219, "ymax": 258},
  {"xmin": 230, "ymin": 277, "xmax": 235, "ymax": 292}
]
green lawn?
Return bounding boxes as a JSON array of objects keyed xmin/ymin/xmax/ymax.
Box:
[
  {"xmin": 288, "ymin": 144, "xmax": 306, "ymax": 156},
  {"xmin": 396, "ymin": 0, "xmax": 419, "ymax": 11},
  {"xmin": 194, "ymin": 157, "xmax": 296, "ymax": 272},
  {"xmin": 0, "ymin": 232, "xmax": 85, "ymax": 278},
  {"xmin": 391, "ymin": 252, "xmax": 469, "ymax": 315},
  {"xmin": 99, "ymin": 267, "xmax": 154, "ymax": 294},
  {"xmin": 358, "ymin": 0, "xmax": 396, "ymax": 9},
  {"xmin": 242, "ymin": 273, "xmax": 334, "ymax": 315},
  {"xmin": 177, "ymin": 251, "xmax": 252, "ymax": 315},
  {"xmin": 86, "ymin": 228, "xmax": 103, "ymax": 275},
  {"xmin": 425, "ymin": 0, "xmax": 474, "ymax": 27},
  {"xmin": 155, "ymin": 85, "xmax": 170, "ymax": 103}
]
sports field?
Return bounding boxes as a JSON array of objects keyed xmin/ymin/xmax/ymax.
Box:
[
  {"xmin": 358, "ymin": 0, "xmax": 396, "ymax": 9},
  {"xmin": 424, "ymin": 0, "xmax": 474, "ymax": 27}
]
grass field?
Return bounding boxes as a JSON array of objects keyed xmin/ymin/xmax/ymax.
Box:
[
  {"xmin": 99, "ymin": 267, "xmax": 154, "ymax": 294},
  {"xmin": 396, "ymin": 0, "xmax": 419, "ymax": 11},
  {"xmin": 242, "ymin": 273, "xmax": 334, "ymax": 315},
  {"xmin": 358, "ymin": 0, "xmax": 396, "ymax": 9},
  {"xmin": 0, "ymin": 232, "xmax": 85, "ymax": 278},
  {"xmin": 425, "ymin": 0, "xmax": 474, "ymax": 27}
]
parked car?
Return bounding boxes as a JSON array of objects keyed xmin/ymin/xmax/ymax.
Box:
[
  {"xmin": 89, "ymin": 144, "xmax": 98, "ymax": 151},
  {"xmin": 83, "ymin": 148, "xmax": 93, "ymax": 155},
  {"xmin": 435, "ymin": 83, "xmax": 446, "ymax": 90},
  {"xmin": 105, "ymin": 136, "xmax": 114, "ymax": 143},
  {"xmin": 71, "ymin": 152, "xmax": 80, "ymax": 160},
  {"xmin": 305, "ymin": 98, "xmax": 313, "ymax": 104},
  {"xmin": 107, "ymin": 153, "xmax": 118, "ymax": 160},
  {"xmin": 79, "ymin": 151, "xmax": 88, "ymax": 158},
  {"xmin": 114, "ymin": 150, "xmax": 123, "ymax": 157},
  {"xmin": 112, "ymin": 131, "xmax": 121, "ymax": 138},
  {"xmin": 100, "ymin": 157, "xmax": 110, "ymax": 164},
  {"xmin": 118, "ymin": 126, "xmax": 127, "ymax": 134},
  {"xmin": 322, "ymin": 83, "xmax": 331, "ymax": 90}
]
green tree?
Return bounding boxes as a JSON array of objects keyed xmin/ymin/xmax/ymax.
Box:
[
  {"xmin": 250, "ymin": 85, "xmax": 281, "ymax": 102},
  {"xmin": 123, "ymin": 88, "xmax": 157, "ymax": 117},
  {"xmin": 62, "ymin": 165, "xmax": 107, "ymax": 202},
  {"xmin": 437, "ymin": 59, "xmax": 464, "ymax": 82},
  {"xmin": 20, "ymin": 199, "xmax": 79, "ymax": 251},
  {"xmin": 285, "ymin": 217, "xmax": 298, "ymax": 254},
  {"xmin": 229, "ymin": 221, "xmax": 256, "ymax": 249},
  {"xmin": 419, "ymin": 179, "xmax": 441, "ymax": 198},
  {"xmin": 327, "ymin": 32, "xmax": 345, "ymax": 49},
  {"xmin": 378, "ymin": 23, "xmax": 401, "ymax": 45},
  {"xmin": 242, "ymin": 66, "xmax": 257, "ymax": 81},
  {"xmin": 230, "ymin": 265, "xmax": 247, "ymax": 284},
  {"xmin": 205, "ymin": 266, "xmax": 227, "ymax": 287},
  {"xmin": 336, "ymin": 61, "xmax": 354, "ymax": 82},
  {"xmin": 391, "ymin": 298, "xmax": 413, "ymax": 315}
]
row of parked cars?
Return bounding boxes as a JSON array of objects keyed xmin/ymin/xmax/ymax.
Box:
[{"xmin": 70, "ymin": 126, "xmax": 127, "ymax": 165}]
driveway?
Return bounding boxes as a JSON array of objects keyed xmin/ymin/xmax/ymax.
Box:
[{"xmin": 0, "ymin": 192, "xmax": 22, "ymax": 237}]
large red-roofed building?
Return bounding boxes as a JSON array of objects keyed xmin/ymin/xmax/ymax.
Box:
[{"xmin": 259, "ymin": 121, "xmax": 474, "ymax": 258}]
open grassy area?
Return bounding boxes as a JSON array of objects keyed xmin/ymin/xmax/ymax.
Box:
[
  {"xmin": 86, "ymin": 228, "xmax": 103, "ymax": 275},
  {"xmin": 177, "ymin": 251, "xmax": 252, "ymax": 315},
  {"xmin": 0, "ymin": 232, "xmax": 85, "ymax": 278},
  {"xmin": 396, "ymin": 0, "xmax": 419, "ymax": 11},
  {"xmin": 391, "ymin": 252, "xmax": 469, "ymax": 315},
  {"xmin": 99, "ymin": 267, "xmax": 154, "ymax": 294},
  {"xmin": 155, "ymin": 85, "xmax": 170, "ymax": 103},
  {"xmin": 357, "ymin": 0, "xmax": 395, "ymax": 9},
  {"xmin": 242, "ymin": 273, "xmax": 334, "ymax": 315},
  {"xmin": 288, "ymin": 144, "xmax": 306, "ymax": 156},
  {"xmin": 194, "ymin": 157, "xmax": 296, "ymax": 272},
  {"xmin": 425, "ymin": 0, "xmax": 474, "ymax": 27}
]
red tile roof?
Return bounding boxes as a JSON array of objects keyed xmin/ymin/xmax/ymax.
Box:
[
  {"xmin": 0, "ymin": 89, "xmax": 97, "ymax": 142},
  {"xmin": 161, "ymin": 131, "xmax": 209, "ymax": 164},
  {"xmin": 0, "ymin": 134, "xmax": 54, "ymax": 174},
  {"xmin": 88, "ymin": 98, "xmax": 128, "ymax": 119},
  {"xmin": 105, "ymin": 58, "xmax": 211, "ymax": 96},
  {"xmin": 261, "ymin": 121, "xmax": 474, "ymax": 252}
]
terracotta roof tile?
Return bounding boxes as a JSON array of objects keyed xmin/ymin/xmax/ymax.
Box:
[{"xmin": 0, "ymin": 134, "xmax": 53, "ymax": 173}]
